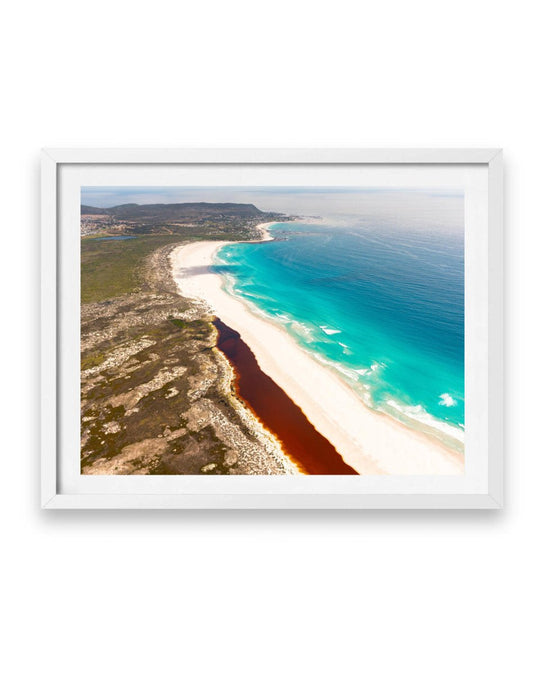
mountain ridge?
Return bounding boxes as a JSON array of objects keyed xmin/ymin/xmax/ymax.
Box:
[{"xmin": 81, "ymin": 202, "xmax": 264, "ymax": 219}]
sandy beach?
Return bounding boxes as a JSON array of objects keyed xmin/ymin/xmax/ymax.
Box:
[{"xmin": 170, "ymin": 225, "xmax": 465, "ymax": 475}]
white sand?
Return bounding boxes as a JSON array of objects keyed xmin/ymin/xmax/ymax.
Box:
[{"xmin": 170, "ymin": 226, "xmax": 465, "ymax": 475}]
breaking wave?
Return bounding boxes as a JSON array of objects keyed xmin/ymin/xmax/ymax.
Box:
[{"xmin": 385, "ymin": 399, "xmax": 464, "ymax": 444}]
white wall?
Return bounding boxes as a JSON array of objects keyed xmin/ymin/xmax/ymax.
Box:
[{"xmin": 2, "ymin": 1, "xmax": 534, "ymax": 673}]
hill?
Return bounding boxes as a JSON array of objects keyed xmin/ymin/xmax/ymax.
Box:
[{"xmin": 81, "ymin": 202, "xmax": 264, "ymax": 221}]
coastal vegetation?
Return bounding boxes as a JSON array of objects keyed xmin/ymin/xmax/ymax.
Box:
[
  {"xmin": 82, "ymin": 235, "xmax": 186, "ymax": 302},
  {"xmin": 80, "ymin": 203, "xmax": 295, "ymax": 475}
]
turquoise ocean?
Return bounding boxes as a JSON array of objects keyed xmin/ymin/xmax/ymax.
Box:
[{"xmin": 214, "ymin": 219, "xmax": 464, "ymax": 449}]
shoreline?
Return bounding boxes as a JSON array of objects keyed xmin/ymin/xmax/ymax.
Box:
[{"xmin": 170, "ymin": 223, "xmax": 465, "ymax": 475}]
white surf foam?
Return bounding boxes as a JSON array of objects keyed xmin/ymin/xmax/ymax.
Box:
[
  {"xmin": 355, "ymin": 362, "xmax": 382, "ymax": 376},
  {"xmin": 439, "ymin": 393, "xmax": 457, "ymax": 407},
  {"xmin": 290, "ymin": 321, "xmax": 316, "ymax": 342},
  {"xmin": 338, "ymin": 342, "xmax": 353, "ymax": 355},
  {"xmin": 320, "ymin": 325, "xmax": 341, "ymax": 335},
  {"xmin": 275, "ymin": 313, "xmax": 291, "ymax": 322},
  {"xmin": 385, "ymin": 399, "xmax": 464, "ymax": 443}
]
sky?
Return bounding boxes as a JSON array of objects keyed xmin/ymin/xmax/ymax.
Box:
[{"xmin": 81, "ymin": 186, "xmax": 464, "ymax": 231}]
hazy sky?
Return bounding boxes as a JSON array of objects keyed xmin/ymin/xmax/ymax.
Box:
[{"xmin": 81, "ymin": 186, "xmax": 463, "ymax": 231}]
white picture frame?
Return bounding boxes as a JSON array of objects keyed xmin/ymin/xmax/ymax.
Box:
[{"xmin": 41, "ymin": 148, "xmax": 503, "ymax": 509}]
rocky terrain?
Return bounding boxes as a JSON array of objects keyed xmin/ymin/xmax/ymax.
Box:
[{"xmin": 81, "ymin": 241, "xmax": 298, "ymax": 475}]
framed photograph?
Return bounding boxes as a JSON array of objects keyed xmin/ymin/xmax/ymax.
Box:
[{"xmin": 41, "ymin": 148, "xmax": 503, "ymax": 509}]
